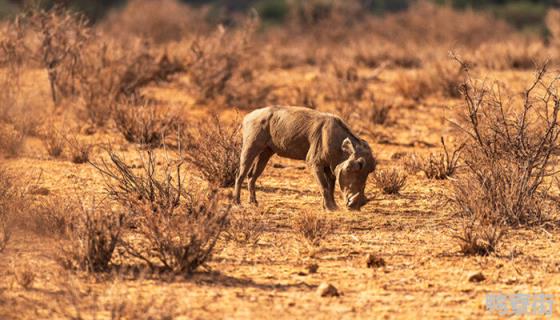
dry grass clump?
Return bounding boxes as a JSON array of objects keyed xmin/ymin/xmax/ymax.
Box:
[
  {"xmin": 291, "ymin": 210, "xmax": 335, "ymax": 247},
  {"xmin": 421, "ymin": 138, "xmax": 463, "ymax": 179},
  {"xmin": 30, "ymin": 196, "xmax": 79, "ymax": 237},
  {"xmin": 223, "ymin": 207, "xmax": 267, "ymax": 245},
  {"xmin": 374, "ymin": 168, "xmax": 407, "ymax": 195},
  {"xmin": 453, "ymin": 213, "xmax": 506, "ymax": 256},
  {"xmin": 368, "ymin": 97, "xmax": 392, "ymax": 125},
  {"xmin": 12, "ymin": 263, "xmax": 36, "ymax": 290},
  {"xmin": 58, "ymin": 200, "xmax": 124, "ymax": 272},
  {"xmin": 183, "ymin": 114, "xmax": 241, "ymax": 188},
  {"xmin": 66, "ymin": 135, "xmax": 93, "ymax": 164},
  {"xmin": 40, "ymin": 126, "xmax": 66, "ymax": 158},
  {"xmin": 113, "ymin": 102, "xmax": 181, "ymax": 148}
]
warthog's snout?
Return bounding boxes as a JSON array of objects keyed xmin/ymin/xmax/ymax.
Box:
[{"xmin": 345, "ymin": 192, "xmax": 368, "ymax": 211}]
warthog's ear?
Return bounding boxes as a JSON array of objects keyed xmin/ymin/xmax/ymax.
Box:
[{"xmin": 341, "ymin": 138, "xmax": 355, "ymax": 155}]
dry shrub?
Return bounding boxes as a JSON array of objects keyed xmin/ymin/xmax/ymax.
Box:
[
  {"xmin": 326, "ymin": 64, "xmax": 370, "ymax": 123},
  {"xmin": 370, "ymin": 1, "xmax": 510, "ymax": 48},
  {"xmin": 223, "ymin": 207, "xmax": 267, "ymax": 245},
  {"xmin": 76, "ymin": 37, "xmax": 182, "ymax": 126},
  {"xmin": 125, "ymin": 191, "xmax": 228, "ymax": 275},
  {"xmin": 75, "ymin": 41, "xmax": 133, "ymax": 126},
  {"xmin": 291, "ymin": 210, "xmax": 334, "ymax": 247},
  {"xmin": 92, "ymin": 149, "xmax": 229, "ymax": 275},
  {"xmin": 187, "ymin": 17, "xmax": 275, "ymax": 108},
  {"xmin": 183, "ymin": 114, "xmax": 241, "ymax": 188},
  {"xmin": 374, "ymin": 168, "xmax": 407, "ymax": 195},
  {"xmin": 395, "ymin": 61, "xmax": 462, "ymax": 101},
  {"xmin": 473, "ymin": 38, "xmax": 549, "ymax": 70},
  {"xmin": 25, "ymin": 7, "xmax": 90, "ymax": 105},
  {"xmin": 101, "ymin": 0, "xmax": 205, "ymax": 43},
  {"xmin": 114, "ymin": 102, "xmax": 181, "ymax": 148},
  {"xmin": 58, "ymin": 200, "xmax": 124, "ymax": 272},
  {"xmin": 92, "ymin": 149, "xmax": 185, "ymax": 214},
  {"xmin": 447, "ymin": 57, "xmax": 560, "ymax": 256}
]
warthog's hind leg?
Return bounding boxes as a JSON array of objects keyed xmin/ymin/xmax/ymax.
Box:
[{"xmin": 248, "ymin": 148, "xmax": 274, "ymax": 205}]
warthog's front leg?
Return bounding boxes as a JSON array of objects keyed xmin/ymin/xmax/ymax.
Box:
[{"xmin": 311, "ymin": 165, "xmax": 338, "ymax": 211}]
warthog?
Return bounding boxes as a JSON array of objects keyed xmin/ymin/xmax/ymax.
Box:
[{"xmin": 234, "ymin": 106, "xmax": 376, "ymax": 211}]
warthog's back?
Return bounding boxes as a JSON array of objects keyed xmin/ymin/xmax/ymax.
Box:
[{"xmin": 243, "ymin": 106, "xmax": 332, "ymax": 160}]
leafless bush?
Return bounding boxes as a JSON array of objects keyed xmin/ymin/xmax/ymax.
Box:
[
  {"xmin": 187, "ymin": 16, "xmax": 274, "ymax": 108},
  {"xmin": 291, "ymin": 210, "xmax": 334, "ymax": 247},
  {"xmin": 450, "ymin": 56, "xmax": 560, "ymax": 227},
  {"xmin": 101, "ymin": 0, "xmax": 206, "ymax": 43},
  {"xmin": 374, "ymin": 169, "xmax": 407, "ymax": 195},
  {"xmin": 26, "ymin": 7, "xmax": 90, "ymax": 104},
  {"xmin": 92, "ymin": 149, "xmax": 229, "ymax": 275},
  {"xmin": 113, "ymin": 102, "xmax": 181, "ymax": 148},
  {"xmin": 327, "ymin": 65, "xmax": 369, "ymax": 123},
  {"xmin": 91, "ymin": 149, "xmax": 185, "ymax": 215},
  {"xmin": 183, "ymin": 114, "xmax": 241, "ymax": 188},
  {"xmin": 125, "ymin": 191, "xmax": 229, "ymax": 275},
  {"xmin": 395, "ymin": 61, "xmax": 462, "ymax": 101},
  {"xmin": 58, "ymin": 200, "xmax": 124, "ymax": 272},
  {"xmin": 421, "ymin": 138, "xmax": 463, "ymax": 179},
  {"xmin": 223, "ymin": 207, "xmax": 266, "ymax": 245}
]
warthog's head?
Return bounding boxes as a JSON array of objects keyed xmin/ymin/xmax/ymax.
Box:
[{"xmin": 335, "ymin": 137, "xmax": 376, "ymax": 210}]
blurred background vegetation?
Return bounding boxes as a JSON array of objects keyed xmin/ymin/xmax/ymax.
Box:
[{"xmin": 0, "ymin": 0, "xmax": 558, "ymax": 33}]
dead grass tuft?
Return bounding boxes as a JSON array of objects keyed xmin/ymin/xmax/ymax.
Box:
[
  {"xmin": 374, "ymin": 168, "xmax": 407, "ymax": 195},
  {"xmin": 291, "ymin": 210, "xmax": 335, "ymax": 247},
  {"xmin": 223, "ymin": 207, "xmax": 267, "ymax": 246}
]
